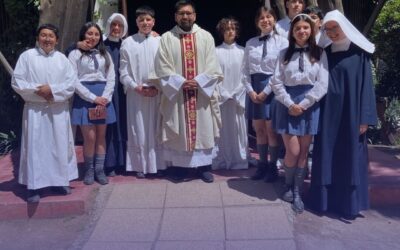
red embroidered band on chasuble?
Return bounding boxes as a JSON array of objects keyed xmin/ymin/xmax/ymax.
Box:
[{"xmin": 180, "ymin": 33, "xmax": 198, "ymax": 151}]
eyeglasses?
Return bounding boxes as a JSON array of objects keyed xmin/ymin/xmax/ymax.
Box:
[
  {"xmin": 323, "ymin": 26, "xmax": 340, "ymax": 33},
  {"xmin": 176, "ymin": 11, "xmax": 194, "ymax": 16}
]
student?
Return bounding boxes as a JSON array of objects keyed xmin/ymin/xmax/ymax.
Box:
[
  {"xmin": 276, "ymin": 0, "xmax": 306, "ymax": 39},
  {"xmin": 271, "ymin": 14, "xmax": 328, "ymax": 213},
  {"xmin": 243, "ymin": 6, "xmax": 288, "ymax": 182},
  {"xmin": 69, "ymin": 22, "xmax": 116, "ymax": 185},
  {"xmin": 65, "ymin": 14, "xmax": 128, "ymax": 177},
  {"xmin": 310, "ymin": 10, "xmax": 377, "ymax": 220},
  {"xmin": 303, "ymin": 5, "xmax": 331, "ymax": 48},
  {"xmin": 151, "ymin": 0, "xmax": 223, "ymax": 183},
  {"xmin": 212, "ymin": 17, "xmax": 248, "ymax": 170},
  {"xmin": 12, "ymin": 24, "xmax": 78, "ymax": 202},
  {"xmin": 119, "ymin": 5, "xmax": 165, "ymax": 178}
]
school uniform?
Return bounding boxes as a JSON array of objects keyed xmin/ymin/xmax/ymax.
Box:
[
  {"xmin": 242, "ymin": 32, "xmax": 288, "ymax": 120},
  {"xmin": 68, "ymin": 49, "xmax": 116, "ymax": 125},
  {"xmin": 271, "ymin": 46, "xmax": 329, "ymax": 136}
]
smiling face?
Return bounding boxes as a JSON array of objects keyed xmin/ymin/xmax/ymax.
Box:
[
  {"xmin": 84, "ymin": 26, "xmax": 101, "ymax": 49},
  {"xmin": 292, "ymin": 20, "xmax": 311, "ymax": 47},
  {"xmin": 109, "ymin": 20, "xmax": 124, "ymax": 38},
  {"xmin": 257, "ymin": 10, "xmax": 276, "ymax": 34},
  {"xmin": 37, "ymin": 28, "xmax": 58, "ymax": 54},
  {"xmin": 136, "ymin": 14, "xmax": 155, "ymax": 35},
  {"xmin": 175, "ymin": 4, "xmax": 196, "ymax": 32},
  {"xmin": 324, "ymin": 21, "xmax": 346, "ymax": 42},
  {"xmin": 286, "ymin": 0, "xmax": 305, "ymax": 19}
]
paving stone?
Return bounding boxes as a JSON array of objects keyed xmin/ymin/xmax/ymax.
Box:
[
  {"xmin": 225, "ymin": 206, "xmax": 293, "ymax": 240},
  {"xmin": 159, "ymin": 208, "xmax": 224, "ymax": 240},
  {"xmin": 106, "ymin": 183, "xmax": 166, "ymax": 209},
  {"xmin": 165, "ymin": 182, "xmax": 222, "ymax": 207},
  {"xmin": 89, "ymin": 208, "xmax": 162, "ymax": 242},
  {"xmin": 83, "ymin": 242, "xmax": 152, "ymax": 250},
  {"xmin": 155, "ymin": 241, "xmax": 224, "ymax": 250},
  {"xmin": 220, "ymin": 179, "xmax": 280, "ymax": 206},
  {"xmin": 226, "ymin": 239, "xmax": 296, "ymax": 250}
]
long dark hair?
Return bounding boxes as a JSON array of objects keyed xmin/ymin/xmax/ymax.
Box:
[
  {"xmin": 283, "ymin": 14, "xmax": 321, "ymax": 65},
  {"xmin": 78, "ymin": 22, "xmax": 110, "ymax": 70}
]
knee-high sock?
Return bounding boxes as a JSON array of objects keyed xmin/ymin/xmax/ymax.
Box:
[
  {"xmin": 84, "ymin": 156, "xmax": 94, "ymax": 170},
  {"xmin": 257, "ymin": 144, "xmax": 268, "ymax": 164},
  {"xmin": 269, "ymin": 146, "xmax": 279, "ymax": 165},
  {"xmin": 94, "ymin": 154, "xmax": 106, "ymax": 171}
]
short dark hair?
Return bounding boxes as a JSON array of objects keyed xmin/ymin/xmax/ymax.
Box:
[
  {"xmin": 303, "ymin": 5, "xmax": 324, "ymax": 20},
  {"xmin": 136, "ymin": 5, "xmax": 155, "ymax": 18},
  {"xmin": 216, "ymin": 17, "xmax": 240, "ymax": 40},
  {"xmin": 254, "ymin": 6, "xmax": 277, "ymax": 34},
  {"xmin": 36, "ymin": 23, "xmax": 59, "ymax": 39},
  {"xmin": 174, "ymin": 0, "xmax": 196, "ymax": 13}
]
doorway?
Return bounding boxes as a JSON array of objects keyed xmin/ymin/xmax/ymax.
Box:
[{"xmin": 126, "ymin": 0, "xmax": 264, "ymax": 46}]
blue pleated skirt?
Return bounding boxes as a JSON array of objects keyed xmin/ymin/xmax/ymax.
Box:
[
  {"xmin": 71, "ymin": 81, "xmax": 116, "ymax": 125},
  {"xmin": 273, "ymin": 85, "xmax": 319, "ymax": 136},
  {"xmin": 246, "ymin": 73, "xmax": 275, "ymax": 120}
]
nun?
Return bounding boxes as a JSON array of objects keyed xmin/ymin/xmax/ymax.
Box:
[
  {"xmin": 12, "ymin": 24, "xmax": 78, "ymax": 202},
  {"xmin": 310, "ymin": 10, "xmax": 378, "ymax": 219},
  {"xmin": 102, "ymin": 13, "xmax": 129, "ymax": 177}
]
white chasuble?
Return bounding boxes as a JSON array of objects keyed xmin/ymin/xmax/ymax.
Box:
[{"xmin": 150, "ymin": 24, "xmax": 223, "ymax": 168}]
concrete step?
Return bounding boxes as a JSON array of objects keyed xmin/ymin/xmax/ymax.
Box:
[{"xmin": 0, "ymin": 145, "xmax": 398, "ymax": 220}]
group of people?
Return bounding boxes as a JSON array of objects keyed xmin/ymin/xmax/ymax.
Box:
[{"xmin": 12, "ymin": 0, "xmax": 377, "ymax": 220}]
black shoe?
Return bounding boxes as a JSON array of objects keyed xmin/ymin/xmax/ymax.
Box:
[
  {"xmin": 107, "ymin": 170, "xmax": 116, "ymax": 177},
  {"xmin": 51, "ymin": 186, "xmax": 71, "ymax": 195},
  {"xmin": 27, "ymin": 190, "xmax": 40, "ymax": 203},
  {"xmin": 264, "ymin": 163, "xmax": 278, "ymax": 183},
  {"xmin": 167, "ymin": 167, "xmax": 187, "ymax": 182},
  {"xmin": 156, "ymin": 170, "xmax": 166, "ymax": 177},
  {"xmin": 200, "ymin": 171, "xmax": 214, "ymax": 183},
  {"xmin": 251, "ymin": 162, "xmax": 267, "ymax": 180},
  {"xmin": 84, "ymin": 167, "xmax": 95, "ymax": 185},
  {"xmin": 282, "ymin": 185, "xmax": 293, "ymax": 202},
  {"xmin": 136, "ymin": 172, "xmax": 146, "ymax": 178}
]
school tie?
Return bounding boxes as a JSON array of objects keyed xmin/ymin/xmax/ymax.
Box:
[
  {"xmin": 293, "ymin": 47, "xmax": 309, "ymax": 72},
  {"xmin": 259, "ymin": 34, "xmax": 271, "ymax": 59},
  {"xmin": 89, "ymin": 49, "xmax": 99, "ymax": 70}
]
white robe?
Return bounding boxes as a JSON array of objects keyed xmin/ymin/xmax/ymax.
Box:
[
  {"xmin": 212, "ymin": 43, "xmax": 248, "ymax": 170},
  {"xmin": 119, "ymin": 33, "xmax": 165, "ymax": 173},
  {"xmin": 150, "ymin": 24, "xmax": 223, "ymax": 168},
  {"xmin": 12, "ymin": 48, "xmax": 78, "ymax": 189}
]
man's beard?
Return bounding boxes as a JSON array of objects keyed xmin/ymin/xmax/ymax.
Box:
[{"xmin": 178, "ymin": 21, "xmax": 193, "ymax": 32}]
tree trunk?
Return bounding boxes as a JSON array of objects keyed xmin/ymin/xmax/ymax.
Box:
[
  {"xmin": 275, "ymin": 0, "xmax": 286, "ymax": 19},
  {"xmin": 39, "ymin": 0, "xmax": 90, "ymax": 52},
  {"xmin": 307, "ymin": 0, "xmax": 318, "ymax": 6},
  {"xmin": 318, "ymin": 0, "xmax": 344, "ymax": 13}
]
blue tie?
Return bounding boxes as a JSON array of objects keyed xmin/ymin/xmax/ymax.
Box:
[{"xmin": 259, "ymin": 34, "xmax": 270, "ymax": 59}]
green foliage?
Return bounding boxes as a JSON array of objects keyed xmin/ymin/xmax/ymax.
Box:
[
  {"xmin": 385, "ymin": 98, "xmax": 400, "ymax": 131},
  {"xmin": 371, "ymin": 0, "xmax": 400, "ymax": 98},
  {"xmin": 0, "ymin": 0, "xmax": 39, "ymax": 154}
]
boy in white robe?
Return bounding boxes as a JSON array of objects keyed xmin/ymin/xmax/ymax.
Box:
[
  {"xmin": 12, "ymin": 24, "xmax": 78, "ymax": 203},
  {"xmin": 213, "ymin": 17, "xmax": 248, "ymax": 170},
  {"xmin": 119, "ymin": 6, "xmax": 164, "ymax": 178}
]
